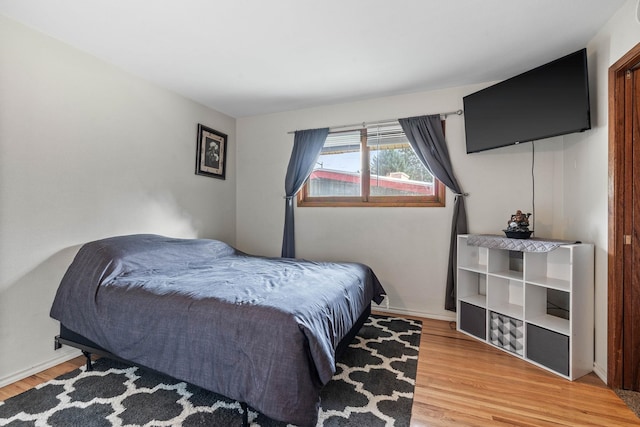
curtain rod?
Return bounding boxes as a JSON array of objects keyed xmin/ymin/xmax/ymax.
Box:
[{"xmin": 287, "ymin": 109, "xmax": 463, "ymax": 135}]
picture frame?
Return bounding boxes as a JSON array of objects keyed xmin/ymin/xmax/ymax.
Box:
[{"xmin": 195, "ymin": 124, "xmax": 227, "ymax": 180}]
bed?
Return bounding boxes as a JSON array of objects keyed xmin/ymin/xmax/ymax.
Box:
[{"xmin": 50, "ymin": 234, "xmax": 385, "ymax": 426}]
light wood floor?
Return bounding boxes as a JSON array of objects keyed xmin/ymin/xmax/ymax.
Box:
[{"xmin": 1, "ymin": 315, "xmax": 638, "ymax": 426}]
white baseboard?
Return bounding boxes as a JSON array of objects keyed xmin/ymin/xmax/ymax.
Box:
[
  {"xmin": 593, "ymin": 362, "xmax": 607, "ymax": 384},
  {"xmin": 0, "ymin": 348, "xmax": 81, "ymax": 389},
  {"xmin": 374, "ymin": 305, "xmax": 456, "ymax": 322}
]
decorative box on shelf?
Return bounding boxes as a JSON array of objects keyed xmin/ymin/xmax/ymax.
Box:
[{"xmin": 456, "ymin": 234, "xmax": 594, "ymax": 380}]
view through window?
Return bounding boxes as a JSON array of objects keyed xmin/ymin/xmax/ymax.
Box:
[{"xmin": 299, "ymin": 122, "xmax": 445, "ymax": 207}]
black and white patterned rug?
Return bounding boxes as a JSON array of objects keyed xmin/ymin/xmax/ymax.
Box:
[{"xmin": 0, "ymin": 315, "xmax": 421, "ymax": 427}]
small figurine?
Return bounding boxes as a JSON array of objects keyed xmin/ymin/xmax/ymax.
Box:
[
  {"xmin": 504, "ymin": 210, "xmax": 532, "ymax": 238},
  {"xmin": 507, "ymin": 210, "xmax": 531, "ymax": 231}
]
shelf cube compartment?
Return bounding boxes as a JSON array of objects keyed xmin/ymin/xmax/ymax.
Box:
[
  {"xmin": 489, "ymin": 311, "xmax": 524, "ymax": 356},
  {"xmin": 524, "ymin": 248, "xmax": 572, "ymax": 290},
  {"xmin": 458, "ymin": 241, "xmax": 488, "ymax": 272},
  {"xmin": 460, "ymin": 301, "xmax": 487, "ymax": 340},
  {"xmin": 508, "ymin": 250, "xmax": 524, "ymax": 273},
  {"xmin": 527, "ymin": 323, "xmax": 569, "ymax": 376},
  {"xmin": 487, "ymin": 276, "xmax": 523, "ymax": 320},
  {"xmin": 525, "ymin": 284, "xmax": 570, "ymax": 335},
  {"xmin": 487, "ymin": 249, "xmax": 524, "ymax": 281},
  {"xmin": 457, "ymin": 269, "xmax": 486, "ymax": 308}
]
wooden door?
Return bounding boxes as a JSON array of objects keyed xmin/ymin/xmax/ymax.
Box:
[
  {"xmin": 609, "ymin": 42, "xmax": 640, "ymax": 390},
  {"xmin": 626, "ymin": 67, "xmax": 640, "ymax": 390}
]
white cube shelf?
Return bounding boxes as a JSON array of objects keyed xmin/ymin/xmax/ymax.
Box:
[{"xmin": 456, "ymin": 234, "xmax": 594, "ymax": 380}]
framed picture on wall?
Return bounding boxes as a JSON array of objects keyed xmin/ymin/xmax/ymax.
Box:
[{"xmin": 196, "ymin": 124, "xmax": 227, "ymax": 180}]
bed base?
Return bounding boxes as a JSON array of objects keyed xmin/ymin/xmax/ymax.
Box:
[{"xmin": 53, "ymin": 304, "xmax": 371, "ymax": 426}]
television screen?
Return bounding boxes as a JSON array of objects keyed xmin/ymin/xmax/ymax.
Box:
[{"xmin": 463, "ymin": 49, "xmax": 591, "ymax": 154}]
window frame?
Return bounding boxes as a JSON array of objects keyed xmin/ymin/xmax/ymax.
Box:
[{"xmin": 298, "ymin": 127, "xmax": 446, "ymax": 208}]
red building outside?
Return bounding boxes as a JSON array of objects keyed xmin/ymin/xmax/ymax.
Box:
[{"xmin": 309, "ymin": 169, "xmax": 433, "ymax": 197}]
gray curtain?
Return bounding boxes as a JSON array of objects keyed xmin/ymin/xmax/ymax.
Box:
[
  {"xmin": 281, "ymin": 127, "xmax": 329, "ymax": 258},
  {"xmin": 399, "ymin": 114, "xmax": 468, "ymax": 311}
]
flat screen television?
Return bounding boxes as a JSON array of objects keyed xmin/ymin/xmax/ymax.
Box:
[{"xmin": 463, "ymin": 48, "xmax": 591, "ymax": 154}]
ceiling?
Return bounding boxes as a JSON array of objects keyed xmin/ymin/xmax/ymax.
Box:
[{"xmin": 0, "ymin": 0, "xmax": 627, "ymax": 118}]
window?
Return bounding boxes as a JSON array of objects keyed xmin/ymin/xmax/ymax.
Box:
[{"xmin": 298, "ymin": 123, "xmax": 445, "ymax": 207}]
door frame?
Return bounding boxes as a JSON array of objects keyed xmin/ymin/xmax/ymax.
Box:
[{"xmin": 608, "ymin": 42, "xmax": 640, "ymax": 389}]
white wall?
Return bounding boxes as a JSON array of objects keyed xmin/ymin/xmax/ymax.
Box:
[
  {"xmin": 236, "ymin": 86, "xmax": 565, "ymax": 320},
  {"xmin": 0, "ymin": 16, "xmax": 236, "ymax": 385},
  {"xmin": 565, "ymin": 0, "xmax": 640, "ymax": 381}
]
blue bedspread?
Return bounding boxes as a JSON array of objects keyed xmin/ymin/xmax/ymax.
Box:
[{"xmin": 50, "ymin": 234, "xmax": 385, "ymax": 426}]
